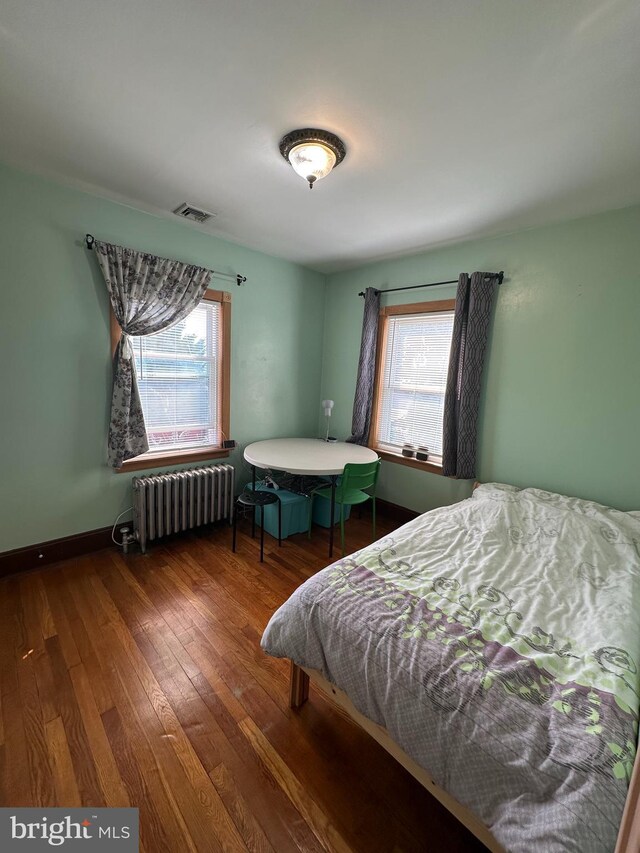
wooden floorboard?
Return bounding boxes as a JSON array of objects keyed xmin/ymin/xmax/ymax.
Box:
[{"xmin": 0, "ymin": 512, "xmax": 487, "ymax": 852}]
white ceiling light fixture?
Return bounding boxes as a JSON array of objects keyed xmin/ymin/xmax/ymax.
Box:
[{"xmin": 279, "ymin": 128, "xmax": 346, "ymax": 189}]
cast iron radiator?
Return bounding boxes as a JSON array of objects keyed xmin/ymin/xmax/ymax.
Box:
[{"xmin": 132, "ymin": 464, "xmax": 235, "ymax": 553}]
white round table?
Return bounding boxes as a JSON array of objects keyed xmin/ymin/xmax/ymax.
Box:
[
  {"xmin": 244, "ymin": 438, "xmax": 378, "ymax": 476},
  {"xmin": 243, "ymin": 438, "xmax": 379, "ymax": 557}
]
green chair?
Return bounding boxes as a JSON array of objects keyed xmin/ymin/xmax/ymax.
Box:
[{"xmin": 308, "ymin": 459, "xmax": 381, "ymax": 556}]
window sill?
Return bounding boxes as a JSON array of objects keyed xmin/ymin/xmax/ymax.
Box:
[
  {"xmin": 373, "ymin": 447, "xmax": 444, "ymax": 476},
  {"xmin": 116, "ymin": 445, "xmax": 230, "ymax": 473}
]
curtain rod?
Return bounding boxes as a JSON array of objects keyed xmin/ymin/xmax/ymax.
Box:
[
  {"xmin": 84, "ymin": 234, "xmax": 247, "ymax": 286},
  {"xmin": 357, "ymin": 271, "xmax": 504, "ymax": 297}
]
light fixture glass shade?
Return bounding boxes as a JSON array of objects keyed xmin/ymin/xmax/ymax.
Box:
[
  {"xmin": 288, "ymin": 143, "xmax": 337, "ymax": 187},
  {"xmin": 280, "ymin": 129, "xmax": 346, "ymax": 190}
]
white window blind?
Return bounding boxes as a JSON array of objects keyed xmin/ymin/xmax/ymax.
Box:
[
  {"xmin": 376, "ymin": 309, "xmax": 455, "ymax": 460},
  {"xmin": 134, "ymin": 300, "xmax": 221, "ymax": 453}
]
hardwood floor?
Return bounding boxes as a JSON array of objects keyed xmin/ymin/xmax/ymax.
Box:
[{"xmin": 0, "ymin": 512, "xmax": 486, "ymax": 852}]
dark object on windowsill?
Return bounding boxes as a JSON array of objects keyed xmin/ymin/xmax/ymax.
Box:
[
  {"xmin": 402, "ymin": 444, "xmax": 417, "ymax": 458},
  {"xmin": 416, "ymin": 447, "xmax": 430, "ymax": 462},
  {"xmin": 223, "ymin": 439, "xmax": 237, "ymax": 449}
]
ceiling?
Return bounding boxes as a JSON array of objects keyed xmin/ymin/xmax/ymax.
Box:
[{"xmin": 1, "ymin": 0, "xmax": 639, "ymax": 273}]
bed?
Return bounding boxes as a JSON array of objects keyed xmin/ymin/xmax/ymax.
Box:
[{"xmin": 261, "ymin": 483, "xmax": 640, "ymax": 852}]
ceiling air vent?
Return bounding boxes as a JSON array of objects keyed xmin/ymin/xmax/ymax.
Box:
[{"xmin": 173, "ymin": 203, "xmax": 216, "ymax": 224}]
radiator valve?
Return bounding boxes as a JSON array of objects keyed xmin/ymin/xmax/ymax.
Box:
[{"xmin": 119, "ymin": 526, "xmax": 136, "ymax": 555}]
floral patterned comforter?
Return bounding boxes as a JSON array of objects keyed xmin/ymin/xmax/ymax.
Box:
[{"xmin": 261, "ymin": 483, "xmax": 640, "ymax": 852}]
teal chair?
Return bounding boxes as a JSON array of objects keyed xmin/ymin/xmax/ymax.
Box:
[{"xmin": 308, "ymin": 459, "xmax": 381, "ymax": 556}]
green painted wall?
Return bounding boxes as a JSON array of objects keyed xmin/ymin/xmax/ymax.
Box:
[
  {"xmin": 2, "ymin": 163, "xmax": 638, "ymax": 552},
  {"xmin": 321, "ymin": 205, "xmax": 640, "ymax": 513},
  {"xmin": 0, "ymin": 164, "xmax": 326, "ymax": 551}
]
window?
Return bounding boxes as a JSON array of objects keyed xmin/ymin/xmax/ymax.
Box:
[
  {"xmin": 112, "ymin": 289, "xmax": 231, "ymax": 471},
  {"xmin": 370, "ymin": 299, "xmax": 455, "ymax": 470}
]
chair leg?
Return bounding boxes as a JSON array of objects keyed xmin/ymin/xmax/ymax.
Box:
[
  {"xmin": 307, "ymin": 495, "xmax": 313, "ymax": 539},
  {"xmin": 260, "ymin": 506, "xmax": 265, "ymax": 563},
  {"xmin": 278, "ymin": 497, "xmax": 282, "ymax": 547},
  {"xmin": 340, "ymin": 503, "xmax": 345, "ymax": 557},
  {"xmin": 372, "ymin": 496, "xmax": 376, "ymax": 540},
  {"xmin": 232, "ymin": 501, "xmax": 237, "ymax": 552}
]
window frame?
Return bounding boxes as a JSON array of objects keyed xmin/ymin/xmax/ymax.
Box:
[
  {"xmin": 111, "ymin": 288, "xmax": 232, "ymax": 473},
  {"xmin": 368, "ymin": 298, "xmax": 456, "ymax": 476}
]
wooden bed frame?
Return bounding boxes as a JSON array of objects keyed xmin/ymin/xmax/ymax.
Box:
[{"xmin": 289, "ymin": 662, "xmax": 640, "ymax": 852}]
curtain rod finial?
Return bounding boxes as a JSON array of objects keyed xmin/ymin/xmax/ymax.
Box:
[{"xmin": 85, "ymin": 234, "xmax": 95, "ymax": 250}]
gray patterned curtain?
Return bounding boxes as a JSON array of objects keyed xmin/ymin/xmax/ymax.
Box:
[
  {"xmin": 442, "ymin": 271, "xmax": 499, "ymax": 478},
  {"xmin": 94, "ymin": 241, "xmax": 212, "ymax": 468},
  {"xmin": 346, "ymin": 287, "xmax": 381, "ymax": 445}
]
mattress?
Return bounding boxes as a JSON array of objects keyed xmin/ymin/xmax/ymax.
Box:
[{"xmin": 261, "ymin": 483, "xmax": 640, "ymax": 852}]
